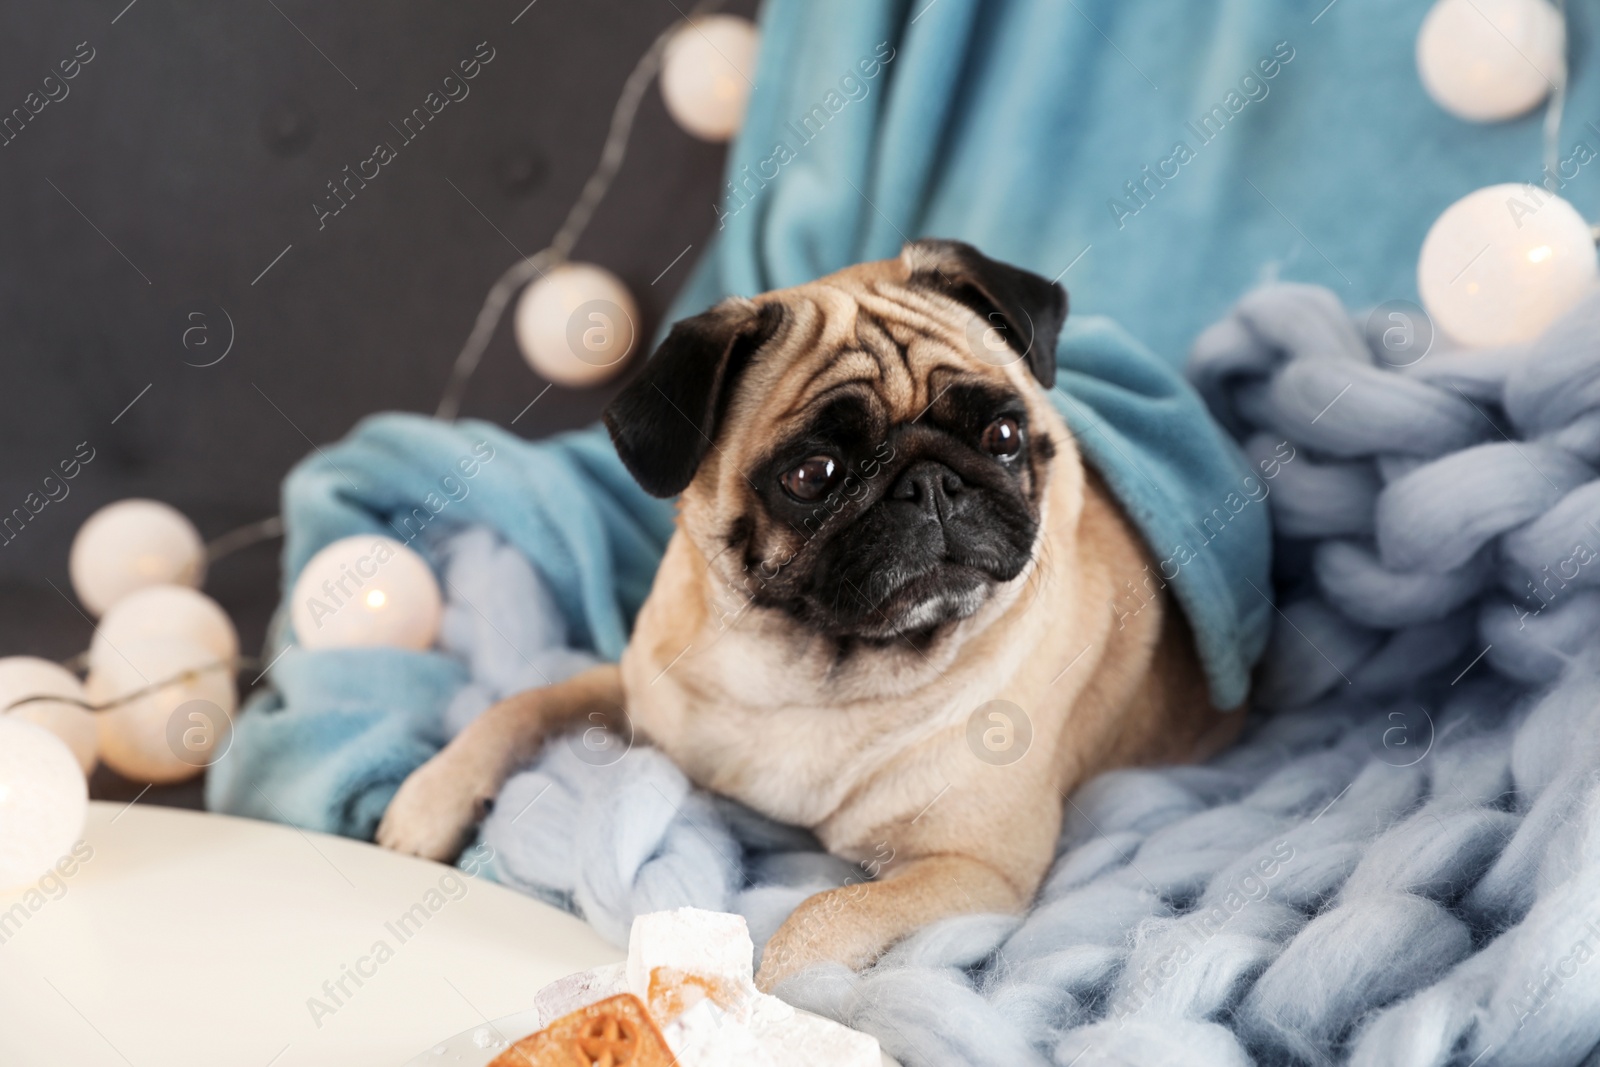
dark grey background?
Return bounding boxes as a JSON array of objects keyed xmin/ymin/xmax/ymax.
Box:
[{"xmin": 0, "ymin": 0, "xmax": 752, "ymax": 803}]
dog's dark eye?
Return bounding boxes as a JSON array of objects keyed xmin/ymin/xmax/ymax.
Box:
[
  {"xmin": 780, "ymin": 456, "xmax": 838, "ymax": 501},
  {"xmin": 981, "ymin": 417, "xmax": 1022, "ymax": 458}
]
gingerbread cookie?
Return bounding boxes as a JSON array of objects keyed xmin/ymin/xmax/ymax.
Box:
[{"xmin": 488, "ymin": 993, "xmax": 673, "ymax": 1067}]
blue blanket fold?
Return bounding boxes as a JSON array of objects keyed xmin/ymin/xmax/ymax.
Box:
[
  {"xmin": 277, "ymin": 415, "xmax": 677, "ymax": 659},
  {"xmin": 207, "ymin": 415, "xmax": 674, "ymax": 832}
]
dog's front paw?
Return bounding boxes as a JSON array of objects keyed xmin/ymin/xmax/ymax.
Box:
[
  {"xmin": 755, "ymin": 883, "xmax": 878, "ymax": 992},
  {"xmin": 376, "ymin": 752, "xmax": 493, "ymax": 862}
]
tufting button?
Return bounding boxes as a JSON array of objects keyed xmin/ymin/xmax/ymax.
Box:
[
  {"xmin": 494, "ymin": 143, "xmax": 549, "ymax": 197},
  {"xmin": 260, "ymin": 99, "xmax": 315, "ymax": 157}
]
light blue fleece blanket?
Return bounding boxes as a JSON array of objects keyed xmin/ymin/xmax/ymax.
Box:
[{"xmin": 674, "ymin": 0, "xmax": 1595, "ymax": 360}]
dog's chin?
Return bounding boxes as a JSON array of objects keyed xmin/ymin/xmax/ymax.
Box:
[{"xmin": 829, "ymin": 564, "xmax": 997, "ymax": 641}]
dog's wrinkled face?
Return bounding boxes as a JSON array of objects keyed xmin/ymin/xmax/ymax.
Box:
[{"xmin": 605, "ymin": 240, "xmax": 1069, "ymax": 642}]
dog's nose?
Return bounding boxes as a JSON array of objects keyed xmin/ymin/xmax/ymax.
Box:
[{"xmin": 890, "ymin": 460, "xmax": 964, "ymax": 516}]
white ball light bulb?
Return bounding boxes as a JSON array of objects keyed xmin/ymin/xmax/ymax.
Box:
[
  {"xmin": 0, "ymin": 717, "xmax": 89, "ymax": 891},
  {"xmin": 70, "ymin": 499, "xmax": 206, "ymax": 617},
  {"xmin": 0, "ymin": 657, "xmax": 96, "ymax": 775},
  {"xmin": 660, "ymin": 15, "xmax": 760, "ymax": 142},
  {"xmin": 87, "ymin": 637, "xmax": 236, "ymax": 784},
  {"xmin": 89, "ymin": 585, "xmax": 239, "ymax": 678},
  {"xmin": 513, "ymin": 263, "xmax": 639, "ymax": 388},
  {"xmin": 1418, "ymin": 183, "xmax": 1599, "ymax": 348},
  {"xmin": 290, "ymin": 535, "xmax": 442, "ymax": 651},
  {"xmin": 1416, "ymin": 0, "xmax": 1564, "ymax": 122}
]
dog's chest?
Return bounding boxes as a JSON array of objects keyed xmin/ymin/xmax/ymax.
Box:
[
  {"xmin": 650, "ymin": 699, "xmax": 897, "ymax": 828},
  {"xmin": 629, "ymin": 670, "xmax": 901, "ymax": 823},
  {"xmin": 619, "ymin": 619, "xmax": 1029, "ymax": 846}
]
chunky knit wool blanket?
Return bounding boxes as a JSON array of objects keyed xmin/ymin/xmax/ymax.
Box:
[{"xmin": 403, "ymin": 284, "xmax": 1600, "ymax": 1066}]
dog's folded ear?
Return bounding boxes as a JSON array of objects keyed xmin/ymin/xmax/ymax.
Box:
[
  {"xmin": 901, "ymin": 239, "xmax": 1066, "ymax": 390},
  {"xmin": 603, "ymin": 298, "xmax": 785, "ymax": 498}
]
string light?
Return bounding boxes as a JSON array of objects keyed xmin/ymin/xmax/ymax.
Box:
[
  {"xmin": 69, "ymin": 499, "xmax": 206, "ymax": 616},
  {"xmin": 88, "ymin": 585, "xmax": 239, "ymax": 678},
  {"xmin": 16, "ymin": 508, "xmax": 275, "ymax": 785},
  {"xmin": 0, "ymin": 717, "xmax": 88, "ymax": 891},
  {"xmin": 1415, "ymin": 0, "xmax": 1595, "ymax": 348},
  {"xmin": 0, "ymin": 657, "xmax": 97, "ymax": 775},
  {"xmin": 87, "ymin": 639, "xmax": 236, "ymax": 784},
  {"xmin": 1418, "ymin": 183, "xmax": 1598, "ymax": 347},
  {"xmin": 289, "ymin": 535, "xmax": 443, "ymax": 650},
  {"xmin": 1416, "ymin": 0, "xmax": 1565, "ymax": 122},
  {"xmin": 660, "ymin": 15, "xmax": 759, "ymax": 142},
  {"xmin": 513, "ymin": 262, "xmax": 640, "ymax": 387}
]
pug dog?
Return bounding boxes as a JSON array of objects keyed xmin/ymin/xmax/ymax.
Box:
[{"xmin": 378, "ymin": 239, "xmax": 1239, "ymax": 989}]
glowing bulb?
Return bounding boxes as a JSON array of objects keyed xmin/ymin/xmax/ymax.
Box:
[
  {"xmin": 660, "ymin": 15, "xmax": 759, "ymax": 142},
  {"xmin": 290, "ymin": 535, "xmax": 442, "ymax": 650},
  {"xmin": 513, "ymin": 263, "xmax": 639, "ymax": 388},
  {"xmin": 1416, "ymin": 0, "xmax": 1564, "ymax": 122},
  {"xmin": 0, "ymin": 657, "xmax": 96, "ymax": 775},
  {"xmin": 88, "ymin": 585, "xmax": 238, "ymax": 680},
  {"xmin": 0, "ymin": 717, "xmax": 89, "ymax": 890},
  {"xmin": 70, "ymin": 500, "xmax": 206, "ymax": 616},
  {"xmin": 87, "ymin": 637, "xmax": 236, "ymax": 784},
  {"xmin": 1418, "ymin": 184, "xmax": 1599, "ymax": 348}
]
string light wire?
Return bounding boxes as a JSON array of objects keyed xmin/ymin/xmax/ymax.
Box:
[
  {"xmin": 0, "ymin": 6, "xmax": 734, "ymax": 717},
  {"xmin": 434, "ymin": 0, "xmax": 724, "ymax": 420}
]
